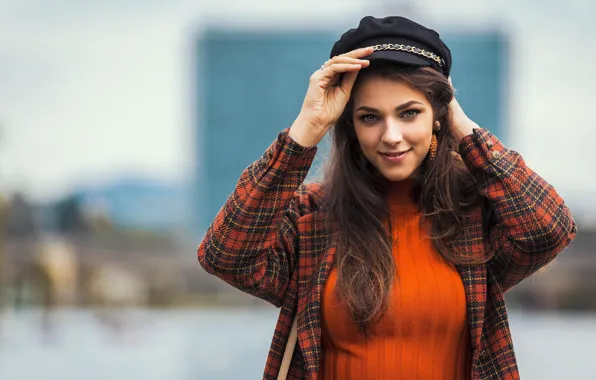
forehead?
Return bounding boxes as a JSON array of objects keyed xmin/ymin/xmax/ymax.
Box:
[{"xmin": 353, "ymin": 76, "xmax": 429, "ymax": 107}]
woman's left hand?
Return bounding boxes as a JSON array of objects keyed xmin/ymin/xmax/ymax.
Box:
[{"xmin": 448, "ymin": 77, "xmax": 478, "ymax": 143}]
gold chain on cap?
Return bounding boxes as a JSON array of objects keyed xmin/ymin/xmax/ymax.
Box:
[{"xmin": 372, "ymin": 44, "xmax": 444, "ymax": 67}]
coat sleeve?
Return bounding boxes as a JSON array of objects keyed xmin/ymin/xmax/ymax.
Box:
[
  {"xmin": 197, "ymin": 128, "xmax": 318, "ymax": 307},
  {"xmin": 459, "ymin": 128, "xmax": 577, "ymax": 293}
]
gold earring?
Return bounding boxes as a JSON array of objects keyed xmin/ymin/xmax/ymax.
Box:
[{"xmin": 429, "ymin": 134, "xmax": 438, "ymax": 161}]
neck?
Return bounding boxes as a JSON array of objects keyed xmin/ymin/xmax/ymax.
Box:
[{"xmin": 385, "ymin": 178, "xmax": 419, "ymax": 213}]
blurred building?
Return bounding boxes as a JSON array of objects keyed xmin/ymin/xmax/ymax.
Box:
[
  {"xmin": 192, "ymin": 28, "xmax": 509, "ymax": 235},
  {"xmin": 37, "ymin": 179, "xmax": 188, "ymax": 234}
]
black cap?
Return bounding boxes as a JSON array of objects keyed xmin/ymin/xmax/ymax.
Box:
[{"xmin": 330, "ymin": 16, "xmax": 452, "ymax": 77}]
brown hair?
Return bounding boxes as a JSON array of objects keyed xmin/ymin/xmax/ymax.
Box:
[{"xmin": 322, "ymin": 61, "xmax": 490, "ymax": 333}]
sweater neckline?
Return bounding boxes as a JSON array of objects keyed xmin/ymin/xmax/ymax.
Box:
[{"xmin": 385, "ymin": 178, "xmax": 420, "ymax": 216}]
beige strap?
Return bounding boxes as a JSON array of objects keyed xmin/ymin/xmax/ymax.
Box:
[{"xmin": 277, "ymin": 318, "xmax": 298, "ymax": 380}]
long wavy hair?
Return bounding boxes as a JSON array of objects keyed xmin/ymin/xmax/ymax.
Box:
[{"xmin": 322, "ymin": 61, "xmax": 491, "ymax": 333}]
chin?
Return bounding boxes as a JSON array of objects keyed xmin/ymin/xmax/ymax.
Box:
[{"xmin": 379, "ymin": 169, "xmax": 415, "ymax": 182}]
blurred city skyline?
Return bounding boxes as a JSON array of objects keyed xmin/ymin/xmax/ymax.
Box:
[{"xmin": 0, "ymin": 0, "xmax": 594, "ymax": 222}]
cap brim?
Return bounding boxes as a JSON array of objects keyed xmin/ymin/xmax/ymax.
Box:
[{"xmin": 365, "ymin": 50, "xmax": 431, "ymax": 67}]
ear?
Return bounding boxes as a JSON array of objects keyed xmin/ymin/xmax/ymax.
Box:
[{"xmin": 434, "ymin": 120, "xmax": 441, "ymax": 132}]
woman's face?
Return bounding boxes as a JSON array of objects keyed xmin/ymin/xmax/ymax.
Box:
[{"xmin": 352, "ymin": 76, "xmax": 434, "ymax": 182}]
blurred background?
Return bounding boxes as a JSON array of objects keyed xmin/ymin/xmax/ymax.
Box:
[{"xmin": 0, "ymin": 0, "xmax": 594, "ymax": 379}]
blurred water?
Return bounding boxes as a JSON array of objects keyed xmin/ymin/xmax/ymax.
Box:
[{"xmin": 0, "ymin": 308, "xmax": 594, "ymax": 380}]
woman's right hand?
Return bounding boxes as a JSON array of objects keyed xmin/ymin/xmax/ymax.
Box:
[{"xmin": 289, "ymin": 46, "xmax": 373, "ymax": 147}]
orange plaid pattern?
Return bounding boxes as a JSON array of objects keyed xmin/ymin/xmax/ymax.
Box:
[{"xmin": 198, "ymin": 128, "xmax": 576, "ymax": 380}]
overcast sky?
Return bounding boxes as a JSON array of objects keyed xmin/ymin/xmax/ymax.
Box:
[{"xmin": 0, "ymin": 0, "xmax": 594, "ymax": 218}]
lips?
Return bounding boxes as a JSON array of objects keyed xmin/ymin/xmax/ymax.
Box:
[
  {"xmin": 379, "ymin": 149, "xmax": 412, "ymax": 157},
  {"xmin": 378, "ymin": 148, "xmax": 412, "ymax": 163}
]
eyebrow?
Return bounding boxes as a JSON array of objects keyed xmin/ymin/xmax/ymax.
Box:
[{"xmin": 354, "ymin": 100, "xmax": 424, "ymax": 113}]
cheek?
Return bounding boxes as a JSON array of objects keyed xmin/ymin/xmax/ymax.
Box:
[
  {"xmin": 421, "ymin": 130, "xmax": 434, "ymax": 150},
  {"xmin": 408, "ymin": 123, "xmax": 433, "ymax": 147}
]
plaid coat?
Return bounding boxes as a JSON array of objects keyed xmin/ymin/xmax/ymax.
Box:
[{"xmin": 198, "ymin": 127, "xmax": 576, "ymax": 380}]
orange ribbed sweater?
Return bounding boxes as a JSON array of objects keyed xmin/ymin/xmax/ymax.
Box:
[{"xmin": 320, "ymin": 180, "xmax": 471, "ymax": 380}]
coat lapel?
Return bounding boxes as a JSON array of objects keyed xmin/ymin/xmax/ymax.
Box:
[
  {"xmin": 452, "ymin": 207, "xmax": 490, "ymax": 363},
  {"xmin": 296, "ymin": 211, "xmax": 336, "ymax": 376},
  {"xmin": 457, "ymin": 264, "xmax": 487, "ymax": 364}
]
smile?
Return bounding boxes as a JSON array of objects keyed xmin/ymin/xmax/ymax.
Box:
[{"xmin": 379, "ymin": 149, "xmax": 412, "ymax": 162}]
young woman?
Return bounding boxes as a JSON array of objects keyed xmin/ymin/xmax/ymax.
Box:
[{"xmin": 198, "ymin": 16, "xmax": 577, "ymax": 380}]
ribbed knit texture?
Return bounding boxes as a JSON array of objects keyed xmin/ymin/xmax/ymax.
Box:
[{"xmin": 320, "ymin": 180, "xmax": 471, "ymax": 379}]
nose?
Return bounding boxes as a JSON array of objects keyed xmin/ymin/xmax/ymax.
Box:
[{"xmin": 381, "ymin": 118, "xmax": 404, "ymax": 146}]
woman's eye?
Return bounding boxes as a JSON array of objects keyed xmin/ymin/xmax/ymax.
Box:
[
  {"xmin": 360, "ymin": 115, "xmax": 378, "ymax": 123},
  {"xmin": 402, "ymin": 110, "xmax": 420, "ymax": 119}
]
